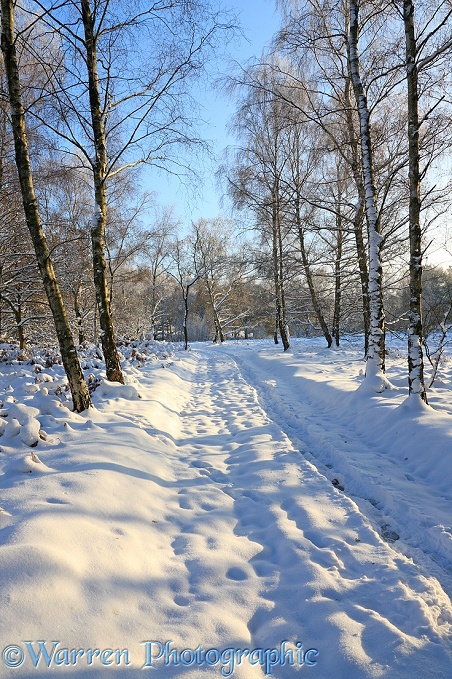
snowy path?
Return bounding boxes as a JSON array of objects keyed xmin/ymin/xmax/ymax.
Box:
[
  {"xmin": 1, "ymin": 342, "xmax": 452, "ymax": 677},
  {"xmin": 221, "ymin": 344, "xmax": 452, "ymax": 597},
  {"xmin": 125, "ymin": 346, "xmax": 452, "ymax": 677}
]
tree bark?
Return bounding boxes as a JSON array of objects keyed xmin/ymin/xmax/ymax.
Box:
[
  {"xmin": 347, "ymin": 0, "xmax": 388, "ymax": 387},
  {"xmin": 74, "ymin": 287, "xmax": 85, "ymax": 345},
  {"xmin": 204, "ymin": 279, "xmax": 225, "ymax": 343},
  {"xmin": 403, "ymin": 0, "xmax": 427, "ymax": 402},
  {"xmin": 183, "ymin": 288, "xmax": 189, "ymax": 350},
  {"xmin": 291, "ymin": 132, "xmax": 333, "ymax": 348},
  {"xmin": 271, "ymin": 186, "xmax": 290, "ymax": 351},
  {"xmin": 0, "ymin": 0, "xmax": 91, "ymax": 412},
  {"xmin": 295, "ymin": 200, "xmax": 333, "ymax": 348},
  {"xmin": 2, "ymin": 294, "xmax": 27, "ymax": 350},
  {"xmin": 276, "ymin": 201, "xmax": 290, "ymax": 350},
  {"xmin": 150, "ymin": 271, "xmax": 158, "ymax": 340},
  {"xmin": 212, "ymin": 313, "xmax": 225, "ymax": 343},
  {"xmin": 272, "ymin": 222, "xmax": 290, "ymax": 350},
  {"xmin": 332, "ymin": 211, "xmax": 343, "ymax": 348},
  {"xmin": 11, "ymin": 298, "xmax": 26, "ymax": 350},
  {"xmin": 344, "ymin": 74, "xmax": 370, "ymax": 354},
  {"xmin": 80, "ymin": 0, "xmax": 124, "ymax": 383}
]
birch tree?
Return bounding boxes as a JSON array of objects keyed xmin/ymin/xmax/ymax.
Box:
[
  {"xmin": 143, "ymin": 209, "xmax": 178, "ymax": 340},
  {"xmin": 273, "ymin": 2, "xmax": 372, "ymax": 351},
  {"xmin": 20, "ymin": 0, "xmax": 232, "ymax": 381},
  {"xmin": 397, "ymin": 0, "xmax": 452, "ymax": 401},
  {"xmin": 346, "ymin": 0, "xmax": 391, "ymax": 387},
  {"xmin": 227, "ymin": 70, "xmax": 292, "ymax": 350},
  {"xmin": 169, "ymin": 236, "xmax": 203, "ymax": 351},
  {"xmin": 191, "ymin": 217, "xmax": 250, "ymax": 343},
  {"xmin": 284, "ymin": 115, "xmax": 335, "ymax": 347},
  {"xmin": 0, "ymin": 0, "xmax": 91, "ymax": 411},
  {"xmin": 275, "ymin": 0, "xmax": 452, "ymax": 390},
  {"xmin": 80, "ymin": 0, "xmax": 123, "ymax": 381}
]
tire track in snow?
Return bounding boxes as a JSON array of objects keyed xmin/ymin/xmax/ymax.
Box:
[
  {"xmin": 159, "ymin": 348, "xmax": 452, "ymax": 678},
  {"xmin": 220, "ymin": 344, "xmax": 452, "ymax": 602}
]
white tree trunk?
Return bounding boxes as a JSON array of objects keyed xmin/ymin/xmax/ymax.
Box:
[
  {"xmin": 403, "ymin": 0, "xmax": 428, "ymax": 403},
  {"xmin": 347, "ymin": 0, "xmax": 391, "ymax": 391}
]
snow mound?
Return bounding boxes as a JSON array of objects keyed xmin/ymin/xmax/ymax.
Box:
[
  {"xmin": 2, "ymin": 402, "xmax": 40, "ymax": 422},
  {"xmin": 2, "ymin": 453, "xmax": 53, "ymax": 476},
  {"xmin": 0, "ymin": 402, "xmax": 41, "ymax": 447},
  {"xmin": 0, "ymin": 508, "xmax": 13, "ymax": 528},
  {"xmin": 429, "ymin": 525, "xmax": 452, "ymax": 563},
  {"xmin": 96, "ymin": 379, "xmax": 142, "ymax": 400}
]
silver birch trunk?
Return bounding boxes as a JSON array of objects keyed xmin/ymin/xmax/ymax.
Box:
[
  {"xmin": 332, "ymin": 211, "xmax": 343, "ymax": 348},
  {"xmin": 80, "ymin": 0, "xmax": 124, "ymax": 384},
  {"xmin": 272, "ymin": 186, "xmax": 290, "ymax": 351},
  {"xmin": 347, "ymin": 0, "xmax": 390, "ymax": 390},
  {"xmin": 403, "ymin": 0, "xmax": 428, "ymax": 402},
  {"xmin": 0, "ymin": 0, "xmax": 91, "ymax": 412},
  {"xmin": 344, "ymin": 74, "xmax": 370, "ymax": 354}
]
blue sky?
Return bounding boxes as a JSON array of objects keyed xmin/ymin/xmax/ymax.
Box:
[
  {"xmin": 140, "ymin": 1, "xmax": 452, "ymax": 269},
  {"xmin": 144, "ymin": 0, "xmax": 279, "ymax": 226}
]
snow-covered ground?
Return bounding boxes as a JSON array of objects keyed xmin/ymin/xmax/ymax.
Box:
[{"xmin": 0, "ymin": 337, "xmax": 452, "ymax": 678}]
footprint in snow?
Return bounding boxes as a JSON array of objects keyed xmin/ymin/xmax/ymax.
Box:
[
  {"xmin": 368, "ymin": 497, "xmax": 383, "ymax": 510},
  {"xmin": 179, "ymin": 497, "xmax": 192, "ymax": 510},
  {"xmin": 171, "ymin": 536, "xmax": 190, "ymax": 555},
  {"xmin": 240, "ymin": 490, "xmax": 260, "ymax": 502},
  {"xmin": 190, "ymin": 460, "xmax": 213, "ymax": 469},
  {"xmin": 209, "ymin": 470, "xmax": 229, "ymax": 483},
  {"xmin": 303, "ymin": 529, "xmax": 329, "ymax": 550},
  {"xmin": 252, "ymin": 561, "xmax": 277, "ymax": 577},
  {"xmin": 226, "ymin": 566, "xmax": 248, "ymax": 581},
  {"xmin": 174, "ymin": 595, "xmax": 191, "ymax": 607},
  {"xmin": 380, "ymin": 524, "xmax": 400, "ymax": 543}
]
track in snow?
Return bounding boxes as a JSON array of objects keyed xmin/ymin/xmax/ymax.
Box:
[
  {"xmin": 124, "ymin": 346, "xmax": 452, "ymax": 678},
  {"xmin": 220, "ymin": 343, "xmax": 452, "ymax": 600}
]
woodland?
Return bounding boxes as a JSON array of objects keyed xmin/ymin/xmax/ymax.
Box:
[{"xmin": 1, "ymin": 0, "xmax": 452, "ymax": 407}]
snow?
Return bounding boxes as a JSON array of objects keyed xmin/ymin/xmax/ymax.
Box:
[{"xmin": 0, "ymin": 338, "xmax": 452, "ymax": 677}]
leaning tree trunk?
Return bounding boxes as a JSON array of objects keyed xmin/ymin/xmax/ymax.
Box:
[
  {"xmin": 295, "ymin": 204, "xmax": 333, "ymax": 348},
  {"xmin": 80, "ymin": 0, "xmax": 124, "ymax": 383},
  {"xmin": 348, "ymin": 0, "xmax": 388, "ymax": 388},
  {"xmin": 292, "ymin": 135, "xmax": 333, "ymax": 348},
  {"xmin": 0, "ymin": 0, "xmax": 91, "ymax": 412},
  {"xmin": 403, "ymin": 0, "xmax": 427, "ymax": 403}
]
